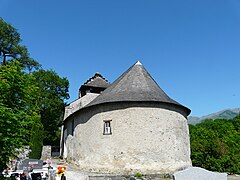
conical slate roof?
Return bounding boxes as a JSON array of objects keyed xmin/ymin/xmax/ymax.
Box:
[{"xmin": 86, "ymin": 61, "xmax": 190, "ymax": 115}]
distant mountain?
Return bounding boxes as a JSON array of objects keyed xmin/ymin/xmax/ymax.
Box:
[{"xmin": 188, "ymin": 108, "xmax": 240, "ymax": 125}]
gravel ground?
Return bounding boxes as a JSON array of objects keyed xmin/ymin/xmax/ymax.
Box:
[
  {"xmin": 50, "ymin": 159, "xmax": 240, "ymax": 180},
  {"xmin": 63, "ymin": 170, "xmax": 88, "ymax": 180},
  {"xmin": 228, "ymin": 175, "xmax": 240, "ymax": 180},
  {"xmin": 51, "ymin": 158, "xmax": 88, "ymax": 180}
]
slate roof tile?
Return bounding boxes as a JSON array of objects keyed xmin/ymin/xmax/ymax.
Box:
[{"xmin": 86, "ymin": 61, "xmax": 191, "ymax": 115}]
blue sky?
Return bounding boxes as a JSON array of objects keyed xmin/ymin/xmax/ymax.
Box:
[{"xmin": 1, "ymin": 0, "xmax": 240, "ymax": 116}]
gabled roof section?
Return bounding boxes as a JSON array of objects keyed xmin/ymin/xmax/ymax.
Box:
[
  {"xmin": 86, "ymin": 61, "xmax": 191, "ymax": 115},
  {"xmin": 82, "ymin": 72, "xmax": 110, "ymax": 88}
]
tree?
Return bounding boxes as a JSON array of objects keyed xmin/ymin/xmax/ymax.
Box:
[
  {"xmin": 0, "ymin": 62, "xmax": 40, "ymax": 171},
  {"xmin": 190, "ymin": 118, "xmax": 240, "ymax": 174},
  {"xmin": 0, "ymin": 18, "xmax": 40, "ymax": 70},
  {"xmin": 32, "ymin": 70, "xmax": 69, "ymax": 145},
  {"xmin": 29, "ymin": 116, "xmax": 44, "ymax": 159},
  {"xmin": 0, "ymin": 18, "xmax": 70, "ymax": 171},
  {"xmin": 0, "ymin": 62, "xmax": 69, "ymax": 170},
  {"xmin": 232, "ymin": 114, "xmax": 240, "ymax": 131}
]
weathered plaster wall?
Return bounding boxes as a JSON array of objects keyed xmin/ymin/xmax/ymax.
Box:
[
  {"xmin": 64, "ymin": 102, "xmax": 191, "ymax": 174},
  {"xmin": 64, "ymin": 93, "xmax": 99, "ymax": 119},
  {"xmin": 61, "ymin": 93, "xmax": 99, "ymax": 156}
]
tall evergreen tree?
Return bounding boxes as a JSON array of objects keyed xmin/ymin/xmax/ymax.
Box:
[{"xmin": 29, "ymin": 116, "xmax": 44, "ymax": 159}]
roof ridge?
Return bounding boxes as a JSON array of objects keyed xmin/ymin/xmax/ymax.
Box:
[{"xmin": 84, "ymin": 72, "xmax": 109, "ymax": 85}]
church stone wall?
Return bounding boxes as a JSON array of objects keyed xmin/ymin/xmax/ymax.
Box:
[
  {"xmin": 64, "ymin": 93, "xmax": 99, "ymax": 120},
  {"xmin": 64, "ymin": 102, "xmax": 191, "ymax": 174}
]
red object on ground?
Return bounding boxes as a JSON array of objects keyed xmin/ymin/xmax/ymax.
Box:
[{"xmin": 57, "ymin": 165, "xmax": 67, "ymax": 173}]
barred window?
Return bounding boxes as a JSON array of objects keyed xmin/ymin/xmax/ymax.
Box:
[{"xmin": 103, "ymin": 120, "xmax": 112, "ymax": 135}]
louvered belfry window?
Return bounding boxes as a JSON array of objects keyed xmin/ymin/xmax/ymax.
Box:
[{"xmin": 103, "ymin": 120, "xmax": 112, "ymax": 135}]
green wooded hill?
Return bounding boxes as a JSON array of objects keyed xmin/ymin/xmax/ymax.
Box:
[
  {"xmin": 189, "ymin": 114, "xmax": 240, "ymax": 174},
  {"xmin": 188, "ymin": 108, "xmax": 240, "ymax": 125}
]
